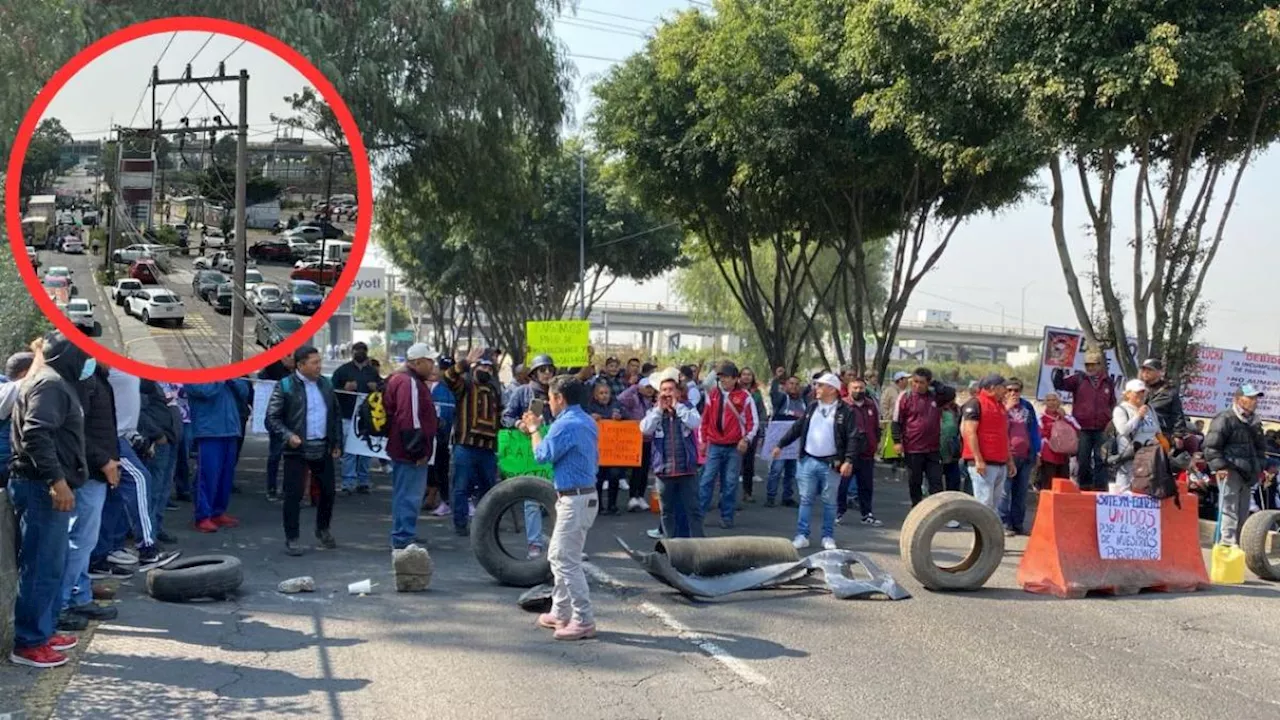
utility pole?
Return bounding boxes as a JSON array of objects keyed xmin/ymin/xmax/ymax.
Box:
[
  {"xmin": 230, "ymin": 69, "xmax": 249, "ymax": 362},
  {"xmin": 319, "ymin": 151, "xmax": 335, "ymax": 273},
  {"xmin": 149, "ymin": 66, "xmax": 157, "ymax": 230},
  {"xmin": 385, "ymin": 272, "xmax": 395, "ymax": 351},
  {"xmin": 106, "ymin": 131, "xmax": 123, "ymax": 283},
  {"xmin": 578, "ymin": 152, "xmax": 585, "ymax": 319}
]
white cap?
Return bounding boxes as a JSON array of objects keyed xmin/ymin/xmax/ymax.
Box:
[
  {"xmin": 816, "ymin": 373, "xmax": 842, "ymax": 391},
  {"xmin": 406, "ymin": 343, "xmax": 435, "ymax": 361},
  {"xmin": 650, "ymin": 367, "xmax": 680, "ymax": 388},
  {"xmin": 638, "ymin": 377, "xmax": 651, "ymax": 389},
  {"xmin": 1124, "ymin": 379, "xmax": 1147, "ymax": 393},
  {"xmin": 893, "ymin": 371, "xmax": 910, "ymax": 381}
]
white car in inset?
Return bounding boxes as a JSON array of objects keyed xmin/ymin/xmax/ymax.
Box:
[
  {"xmin": 112, "ymin": 279, "xmax": 144, "ymax": 305},
  {"xmin": 125, "ymin": 289, "xmax": 185, "ymax": 327},
  {"xmin": 60, "ymin": 235, "xmax": 84, "ymax": 254},
  {"xmin": 249, "ymin": 283, "xmax": 285, "ymax": 312},
  {"xmin": 64, "ymin": 298, "xmax": 95, "ymax": 333},
  {"xmin": 113, "ymin": 244, "xmax": 166, "ymax": 265}
]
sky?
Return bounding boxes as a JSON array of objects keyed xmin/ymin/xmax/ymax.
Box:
[
  {"xmin": 31, "ymin": 6, "xmax": 1280, "ymax": 353},
  {"xmin": 40, "ymin": 31, "xmax": 327, "ymax": 146}
]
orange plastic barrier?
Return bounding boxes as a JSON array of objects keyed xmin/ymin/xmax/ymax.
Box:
[{"xmin": 1016, "ymin": 478, "xmax": 1210, "ymax": 598}]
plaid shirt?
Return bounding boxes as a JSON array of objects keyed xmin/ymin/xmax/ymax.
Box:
[{"xmin": 597, "ymin": 370, "xmax": 629, "ymax": 401}]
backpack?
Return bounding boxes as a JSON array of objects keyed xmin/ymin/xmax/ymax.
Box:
[
  {"xmin": 355, "ymin": 389, "xmax": 389, "ymax": 450},
  {"xmin": 1047, "ymin": 416, "xmax": 1079, "ymax": 455},
  {"xmin": 1130, "ymin": 444, "xmax": 1181, "ymax": 507}
]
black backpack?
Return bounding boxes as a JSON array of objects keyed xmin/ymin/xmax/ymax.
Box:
[{"xmin": 1130, "ymin": 444, "xmax": 1181, "ymax": 508}]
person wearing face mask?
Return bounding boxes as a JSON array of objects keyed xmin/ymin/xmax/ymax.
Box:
[
  {"xmin": 8, "ymin": 332, "xmax": 88, "ymax": 669},
  {"xmin": 331, "ymin": 341, "xmax": 382, "ymax": 495},
  {"xmin": 443, "ymin": 347, "xmax": 503, "ymax": 536},
  {"xmin": 503, "ymin": 354, "xmax": 558, "ymax": 555}
]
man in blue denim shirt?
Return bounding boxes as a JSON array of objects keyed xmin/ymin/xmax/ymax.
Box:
[{"xmin": 521, "ymin": 376, "xmax": 599, "ymax": 641}]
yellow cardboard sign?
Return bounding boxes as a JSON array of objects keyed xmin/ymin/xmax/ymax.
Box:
[{"xmin": 527, "ymin": 320, "xmax": 589, "ymax": 367}]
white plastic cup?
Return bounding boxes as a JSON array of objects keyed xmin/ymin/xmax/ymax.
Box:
[
  {"xmin": 347, "ymin": 579, "xmax": 373, "ymax": 595},
  {"xmin": 1107, "ymin": 482, "xmax": 1119, "ymax": 494}
]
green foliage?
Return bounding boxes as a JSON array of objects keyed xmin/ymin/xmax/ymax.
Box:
[
  {"xmin": 353, "ymin": 296, "xmax": 412, "ymax": 335},
  {"xmin": 19, "ymin": 118, "xmax": 74, "ymax": 196}
]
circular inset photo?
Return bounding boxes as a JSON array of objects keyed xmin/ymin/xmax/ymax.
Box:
[{"xmin": 5, "ymin": 17, "xmax": 372, "ymax": 383}]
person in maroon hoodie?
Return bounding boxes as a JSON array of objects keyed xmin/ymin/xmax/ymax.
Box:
[
  {"xmin": 383, "ymin": 343, "xmax": 438, "ymax": 549},
  {"xmin": 890, "ymin": 367, "xmax": 943, "ymax": 506},
  {"xmin": 841, "ymin": 377, "xmax": 882, "ymax": 525},
  {"xmin": 1051, "ymin": 350, "xmax": 1117, "ymax": 490}
]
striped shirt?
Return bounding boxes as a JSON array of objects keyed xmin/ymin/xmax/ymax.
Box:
[{"xmin": 533, "ymin": 405, "xmax": 599, "ymax": 491}]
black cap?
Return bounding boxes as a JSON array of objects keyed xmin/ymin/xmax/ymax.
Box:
[
  {"xmin": 718, "ymin": 361, "xmax": 740, "ymax": 378},
  {"xmin": 5, "ymin": 352, "xmax": 34, "ymax": 379},
  {"xmin": 978, "ymin": 373, "xmax": 1007, "ymax": 389},
  {"xmin": 1141, "ymin": 358, "xmax": 1164, "ymax": 371}
]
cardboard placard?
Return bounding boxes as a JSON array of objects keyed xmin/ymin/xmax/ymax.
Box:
[
  {"xmin": 597, "ymin": 420, "xmax": 642, "ymax": 467},
  {"xmin": 526, "ymin": 320, "xmax": 590, "ymax": 367},
  {"xmin": 1096, "ymin": 494, "xmax": 1161, "ymax": 561}
]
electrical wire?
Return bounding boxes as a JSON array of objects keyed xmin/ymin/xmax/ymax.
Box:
[
  {"xmin": 220, "ymin": 39, "xmax": 248, "ymax": 64},
  {"xmin": 578, "ymin": 8, "xmax": 656, "ymax": 26},
  {"xmin": 557, "ymin": 18, "xmax": 648, "ymax": 39}
]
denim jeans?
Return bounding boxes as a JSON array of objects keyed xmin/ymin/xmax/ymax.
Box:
[
  {"xmin": 1076, "ymin": 429, "xmax": 1107, "ymax": 491},
  {"xmin": 943, "ymin": 461, "xmax": 965, "ymax": 493},
  {"xmin": 451, "ymin": 444, "xmax": 496, "ymax": 532},
  {"xmin": 657, "ymin": 474, "xmax": 703, "ymax": 538},
  {"xmin": 766, "ymin": 458, "xmax": 796, "ymax": 503},
  {"xmin": 266, "ymin": 432, "xmax": 284, "ymax": 494},
  {"xmin": 838, "ymin": 457, "xmax": 876, "ymax": 517},
  {"xmin": 10, "ymin": 478, "xmax": 70, "ymax": 650},
  {"xmin": 795, "ymin": 456, "xmax": 838, "ymax": 540},
  {"xmin": 699, "ymin": 444, "xmax": 742, "ymax": 524},
  {"xmin": 547, "ymin": 493, "xmax": 599, "ymax": 625},
  {"xmin": 999, "ymin": 458, "xmax": 1033, "ymax": 531},
  {"xmin": 60, "ymin": 480, "xmax": 107, "ymax": 611},
  {"xmin": 146, "ymin": 441, "xmax": 174, "ymax": 536},
  {"xmin": 967, "ymin": 462, "xmax": 1008, "ymax": 511},
  {"xmin": 525, "ymin": 501, "xmax": 546, "ymax": 549},
  {"xmin": 390, "ymin": 461, "xmax": 429, "ymax": 548},
  {"xmin": 342, "ymin": 450, "xmax": 371, "ymax": 491}
]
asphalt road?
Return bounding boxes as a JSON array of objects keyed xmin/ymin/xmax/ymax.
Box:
[{"xmin": 1, "ymin": 441, "xmax": 1275, "ymax": 720}]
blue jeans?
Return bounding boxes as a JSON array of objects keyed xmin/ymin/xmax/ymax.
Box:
[
  {"xmin": 61, "ymin": 481, "xmax": 107, "ymax": 611},
  {"xmin": 1000, "ymin": 458, "xmax": 1033, "ymax": 531},
  {"xmin": 657, "ymin": 474, "xmax": 703, "ymax": 538},
  {"xmin": 10, "ymin": 478, "xmax": 70, "ymax": 650},
  {"xmin": 451, "ymin": 445, "xmax": 496, "ymax": 531},
  {"xmin": 390, "ymin": 461, "xmax": 429, "ymax": 548},
  {"xmin": 266, "ymin": 433, "xmax": 284, "ymax": 494},
  {"xmin": 342, "ymin": 450, "xmax": 371, "ymax": 490},
  {"xmin": 967, "ymin": 462, "xmax": 1008, "ymax": 511},
  {"xmin": 146, "ymin": 441, "xmax": 174, "ymax": 535},
  {"xmin": 525, "ymin": 501, "xmax": 545, "ymax": 549},
  {"xmin": 699, "ymin": 444, "xmax": 742, "ymax": 524},
  {"xmin": 795, "ymin": 456, "xmax": 838, "ymax": 540},
  {"xmin": 766, "ymin": 458, "xmax": 796, "ymax": 503}
]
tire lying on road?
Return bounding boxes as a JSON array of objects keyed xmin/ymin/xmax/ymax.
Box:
[
  {"xmin": 1240, "ymin": 509, "xmax": 1280, "ymax": 582},
  {"xmin": 899, "ymin": 491, "xmax": 1005, "ymax": 592},
  {"xmin": 147, "ymin": 555, "xmax": 244, "ymax": 602},
  {"xmin": 472, "ymin": 476, "xmax": 557, "ymax": 588}
]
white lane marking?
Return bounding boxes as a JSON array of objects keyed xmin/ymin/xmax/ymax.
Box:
[{"xmin": 583, "ymin": 562, "xmax": 770, "ymax": 686}]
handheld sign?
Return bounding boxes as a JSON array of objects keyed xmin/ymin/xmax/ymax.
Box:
[
  {"xmin": 526, "ymin": 320, "xmax": 590, "ymax": 367},
  {"xmin": 1096, "ymin": 494, "xmax": 1162, "ymax": 561},
  {"xmin": 597, "ymin": 420, "xmax": 643, "ymax": 467},
  {"xmin": 498, "ymin": 428, "xmax": 553, "ymax": 481},
  {"xmin": 757, "ymin": 421, "xmax": 798, "ymax": 460}
]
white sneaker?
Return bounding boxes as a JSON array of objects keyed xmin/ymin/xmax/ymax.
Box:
[
  {"xmin": 821, "ymin": 537, "xmax": 837, "ymax": 551},
  {"xmin": 646, "ymin": 528, "xmax": 663, "ymax": 540},
  {"xmin": 791, "ymin": 535, "xmax": 809, "ymax": 549},
  {"xmin": 619, "ymin": 479, "xmax": 630, "ymax": 492},
  {"xmin": 945, "ymin": 520, "xmax": 961, "ymax": 529},
  {"xmin": 108, "ymin": 549, "xmax": 139, "ymax": 566},
  {"xmin": 628, "ymin": 498, "xmax": 646, "ymax": 512}
]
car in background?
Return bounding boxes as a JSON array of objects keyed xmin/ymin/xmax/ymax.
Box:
[
  {"xmin": 299, "ymin": 221, "xmax": 345, "ymax": 240},
  {"xmin": 192, "ymin": 270, "xmax": 227, "ymax": 302},
  {"xmin": 283, "ymin": 225, "xmax": 324, "ymax": 243},
  {"xmin": 248, "ymin": 240, "xmax": 293, "ymax": 263},
  {"xmin": 285, "ymin": 280, "xmax": 324, "ymax": 315},
  {"xmin": 128, "ymin": 259, "xmax": 160, "ymax": 285},
  {"xmin": 201, "ymin": 227, "xmax": 226, "ymax": 247},
  {"xmin": 64, "ymin": 298, "xmax": 96, "ymax": 334},
  {"xmin": 59, "ymin": 235, "xmax": 84, "ymax": 253},
  {"xmin": 213, "ymin": 283, "xmax": 233, "ymax": 314},
  {"xmin": 125, "ymin": 288, "xmax": 185, "ymax": 327},
  {"xmin": 293, "ymin": 252, "xmax": 324, "ymax": 269},
  {"xmin": 254, "ymin": 312, "xmax": 306, "ymax": 348},
  {"xmin": 113, "ymin": 243, "xmax": 166, "ymax": 265},
  {"xmin": 249, "ymin": 283, "xmax": 285, "ymax": 312},
  {"xmin": 244, "ymin": 268, "xmax": 265, "ymax": 292},
  {"xmin": 290, "ymin": 261, "xmax": 341, "ymax": 286},
  {"xmin": 171, "ymin": 223, "xmax": 190, "ymax": 242},
  {"xmin": 112, "ymin": 278, "xmax": 144, "ymax": 305},
  {"xmin": 44, "ymin": 265, "xmax": 72, "ymax": 281},
  {"xmin": 286, "ymin": 237, "xmax": 318, "ymax": 258}
]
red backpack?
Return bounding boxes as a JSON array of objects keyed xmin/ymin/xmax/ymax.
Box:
[{"xmin": 1047, "ymin": 416, "xmax": 1079, "ymax": 456}]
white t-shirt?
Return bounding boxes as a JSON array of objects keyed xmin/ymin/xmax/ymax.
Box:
[{"xmin": 805, "ymin": 401, "xmax": 839, "ymax": 457}]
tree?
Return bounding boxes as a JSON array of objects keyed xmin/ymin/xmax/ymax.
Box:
[
  {"xmin": 354, "ymin": 296, "xmax": 412, "ymax": 336},
  {"xmin": 20, "ymin": 117, "xmax": 74, "ymax": 195},
  {"xmin": 941, "ymin": 1, "xmax": 1280, "ymax": 376}
]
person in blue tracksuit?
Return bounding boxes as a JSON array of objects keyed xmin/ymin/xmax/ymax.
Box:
[{"xmin": 186, "ymin": 379, "xmax": 251, "ymax": 533}]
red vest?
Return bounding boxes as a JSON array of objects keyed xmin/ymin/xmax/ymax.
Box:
[{"xmin": 961, "ymin": 391, "xmax": 1010, "ymax": 464}]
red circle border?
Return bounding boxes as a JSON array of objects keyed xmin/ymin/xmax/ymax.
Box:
[{"xmin": 4, "ymin": 16, "xmax": 374, "ymax": 383}]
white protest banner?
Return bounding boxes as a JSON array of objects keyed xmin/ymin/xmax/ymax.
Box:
[
  {"xmin": 250, "ymin": 380, "xmax": 275, "ymax": 435},
  {"xmin": 1182, "ymin": 347, "xmax": 1280, "ymax": 422},
  {"xmin": 1034, "ymin": 326, "xmax": 1131, "ymax": 403},
  {"xmin": 757, "ymin": 421, "xmax": 798, "ymax": 460},
  {"xmin": 1096, "ymin": 494, "xmax": 1162, "ymax": 561}
]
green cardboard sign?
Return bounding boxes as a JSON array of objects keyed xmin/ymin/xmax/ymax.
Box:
[{"xmin": 497, "ymin": 428, "xmax": 553, "ymax": 481}]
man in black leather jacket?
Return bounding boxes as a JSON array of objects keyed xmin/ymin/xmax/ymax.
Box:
[
  {"xmin": 265, "ymin": 345, "xmax": 343, "ymax": 555},
  {"xmin": 1139, "ymin": 358, "xmax": 1188, "ymax": 439},
  {"xmin": 1204, "ymin": 384, "xmax": 1268, "ymax": 547}
]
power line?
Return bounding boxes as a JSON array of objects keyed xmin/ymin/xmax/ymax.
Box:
[
  {"xmin": 568, "ymin": 52, "xmax": 627, "ymax": 64},
  {"xmin": 187, "ymin": 33, "xmax": 215, "ymax": 67},
  {"xmin": 578, "ymin": 8, "xmax": 655, "ymax": 26},
  {"xmin": 557, "ymin": 18, "xmax": 647, "ymax": 39},
  {"xmin": 221, "ymin": 40, "xmax": 247, "ymax": 64},
  {"xmin": 156, "ymin": 33, "xmax": 178, "ymax": 65},
  {"xmin": 592, "ymin": 221, "xmax": 681, "ymax": 249}
]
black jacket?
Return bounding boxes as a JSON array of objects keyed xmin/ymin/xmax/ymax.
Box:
[
  {"xmin": 331, "ymin": 360, "xmax": 383, "ymax": 417},
  {"xmin": 1204, "ymin": 407, "xmax": 1266, "ymax": 483},
  {"xmin": 1145, "ymin": 379, "xmax": 1188, "ymax": 438},
  {"xmin": 776, "ymin": 400, "xmax": 864, "ymax": 465},
  {"xmin": 138, "ymin": 380, "xmax": 178, "ymax": 445},
  {"xmin": 79, "ymin": 366, "xmax": 119, "ymax": 483},
  {"xmin": 264, "ymin": 373, "xmax": 343, "ymax": 456},
  {"xmin": 258, "ymin": 360, "xmax": 292, "ymax": 382},
  {"xmin": 10, "ymin": 334, "xmax": 89, "ymax": 488}
]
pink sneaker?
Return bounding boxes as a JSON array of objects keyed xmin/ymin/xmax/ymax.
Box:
[
  {"xmin": 527, "ymin": 544, "xmax": 543, "ymax": 559},
  {"xmin": 554, "ymin": 621, "xmax": 597, "ymax": 641},
  {"xmin": 432, "ymin": 503, "xmax": 451, "ymax": 517},
  {"xmin": 536, "ymin": 613, "xmax": 567, "ymax": 630}
]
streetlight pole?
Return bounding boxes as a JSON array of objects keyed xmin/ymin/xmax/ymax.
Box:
[{"xmin": 1020, "ymin": 281, "xmax": 1033, "ymax": 333}]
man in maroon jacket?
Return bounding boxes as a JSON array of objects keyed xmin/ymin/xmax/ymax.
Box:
[
  {"xmin": 1051, "ymin": 350, "xmax": 1117, "ymax": 490},
  {"xmin": 383, "ymin": 343, "xmax": 438, "ymax": 549},
  {"xmin": 841, "ymin": 377, "xmax": 882, "ymax": 525},
  {"xmin": 890, "ymin": 367, "xmax": 943, "ymax": 506}
]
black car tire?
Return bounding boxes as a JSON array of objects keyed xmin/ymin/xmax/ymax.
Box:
[
  {"xmin": 142, "ymin": 310, "xmax": 150, "ymax": 325},
  {"xmin": 471, "ymin": 476, "xmax": 558, "ymax": 588},
  {"xmin": 147, "ymin": 555, "xmax": 243, "ymax": 602},
  {"xmin": 900, "ymin": 491, "xmax": 1005, "ymax": 592},
  {"xmin": 1241, "ymin": 509, "xmax": 1280, "ymax": 582}
]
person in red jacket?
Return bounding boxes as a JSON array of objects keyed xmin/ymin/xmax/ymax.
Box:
[
  {"xmin": 1051, "ymin": 350, "xmax": 1117, "ymax": 490},
  {"xmin": 1037, "ymin": 392, "xmax": 1079, "ymax": 488},
  {"xmin": 890, "ymin": 367, "xmax": 943, "ymax": 506},
  {"xmin": 697, "ymin": 362, "xmax": 759, "ymax": 529},
  {"xmin": 961, "ymin": 374, "xmax": 1015, "ymax": 511},
  {"xmin": 383, "ymin": 343, "xmax": 439, "ymax": 549}
]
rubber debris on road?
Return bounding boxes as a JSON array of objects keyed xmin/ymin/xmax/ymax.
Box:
[
  {"xmin": 277, "ymin": 576, "xmax": 316, "ymax": 594},
  {"xmin": 617, "ymin": 536, "xmax": 911, "ymax": 601}
]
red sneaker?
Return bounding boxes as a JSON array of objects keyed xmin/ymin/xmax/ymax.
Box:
[
  {"xmin": 9, "ymin": 644, "xmax": 68, "ymax": 668},
  {"xmin": 211, "ymin": 514, "xmax": 239, "ymax": 528},
  {"xmin": 195, "ymin": 519, "xmax": 219, "ymax": 533},
  {"xmin": 48, "ymin": 634, "xmax": 78, "ymax": 652}
]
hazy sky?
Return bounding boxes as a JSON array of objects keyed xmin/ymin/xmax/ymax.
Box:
[{"xmin": 41, "ymin": 31, "xmax": 325, "ymax": 145}]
